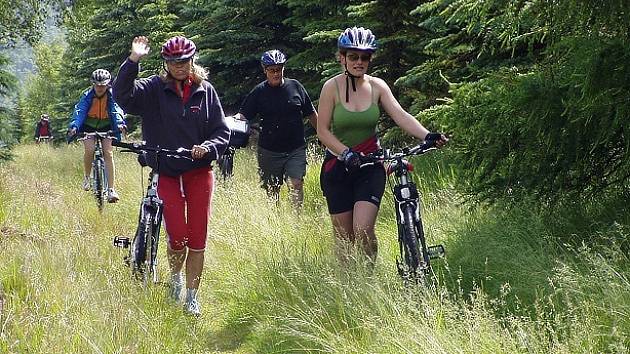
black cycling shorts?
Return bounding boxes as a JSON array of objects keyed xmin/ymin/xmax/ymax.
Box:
[
  {"xmin": 320, "ymin": 158, "xmax": 386, "ymax": 214},
  {"xmin": 82, "ymin": 125, "xmax": 111, "ymax": 134}
]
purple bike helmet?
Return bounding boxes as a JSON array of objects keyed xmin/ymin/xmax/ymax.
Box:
[{"xmin": 161, "ymin": 36, "xmax": 196, "ymax": 61}]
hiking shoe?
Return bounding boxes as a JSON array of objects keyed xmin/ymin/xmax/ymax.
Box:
[
  {"xmin": 184, "ymin": 298, "xmax": 201, "ymax": 317},
  {"xmin": 82, "ymin": 177, "xmax": 91, "ymax": 191},
  {"xmin": 107, "ymin": 188, "xmax": 120, "ymax": 203}
]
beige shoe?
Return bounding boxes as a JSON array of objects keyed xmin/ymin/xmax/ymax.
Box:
[
  {"xmin": 82, "ymin": 177, "xmax": 91, "ymax": 191},
  {"xmin": 107, "ymin": 188, "xmax": 119, "ymax": 203}
]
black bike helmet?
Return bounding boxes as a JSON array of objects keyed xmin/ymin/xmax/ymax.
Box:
[
  {"xmin": 91, "ymin": 69, "xmax": 111, "ymax": 85},
  {"xmin": 260, "ymin": 49, "xmax": 287, "ymax": 67}
]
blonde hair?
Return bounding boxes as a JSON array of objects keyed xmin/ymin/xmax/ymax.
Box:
[{"xmin": 160, "ymin": 58, "xmax": 208, "ymax": 85}]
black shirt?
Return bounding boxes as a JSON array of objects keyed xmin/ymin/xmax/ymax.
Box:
[{"xmin": 239, "ymin": 78, "xmax": 315, "ymax": 153}]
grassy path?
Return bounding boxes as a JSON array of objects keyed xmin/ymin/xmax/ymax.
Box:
[{"xmin": 0, "ymin": 144, "xmax": 628, "ymax": 353}]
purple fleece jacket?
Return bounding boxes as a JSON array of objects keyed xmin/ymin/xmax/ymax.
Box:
[{"xmin": 113, "ymin": 59, "xmax": 230, "ymax": 177}]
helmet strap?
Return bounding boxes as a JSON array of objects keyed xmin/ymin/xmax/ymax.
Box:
[{"xmin": 343, "ymin": 63, "xmax": 361, "ymax": 103}]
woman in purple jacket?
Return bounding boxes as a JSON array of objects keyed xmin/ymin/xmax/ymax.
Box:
[{"xmin": 113, "ymin": 35, "xmax": 230, "ymax": 316}]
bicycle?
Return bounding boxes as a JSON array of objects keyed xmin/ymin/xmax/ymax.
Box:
[
  {"xmin": 362, "ymin": 142, "xmax": 446, "ymax": 278},
  {"xmin": 112, "ymin": 140, "xmax": 192, "ymax": 286},
  {"xmin": 217, "ymin": 115, "xmax": 251, "ymax": 180},
  {"xmin": 76, "ymin": 131, "xmax": 114, "ymax": 212}
]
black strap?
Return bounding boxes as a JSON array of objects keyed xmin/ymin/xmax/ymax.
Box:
[{"xmin": 344, "ymin": 62, "xmax": 359, "ymax": 103}]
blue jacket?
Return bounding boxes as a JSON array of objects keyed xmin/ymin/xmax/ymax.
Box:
[
  {"xmin": 68, "ymin": 87, "xmax": 126, "ymax": 141},
  {"xmin": 113, "ymin": 59, "xmax": 230, "ymax": 177}
]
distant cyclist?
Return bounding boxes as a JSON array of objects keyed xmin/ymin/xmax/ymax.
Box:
[
  {"xmin": 236, "ymin": 49, "xmax": 318, "ymax": 209},
  {"xmin": 113, "ymin": 35, "xmax": 230, "ymax": 316},
  {"xmin": 317, "ymin": 27, "xmax": 447, "ymax": 263},
  {"xmin": 34, "ymin": 114, "xmax": 53, "ymax": 143},
  {"xmin": 67, "ymin": 69, "xmax": 127, "ymax": 203}
]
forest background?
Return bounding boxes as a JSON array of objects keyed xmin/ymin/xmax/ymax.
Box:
[{"xmin": 0, "ymin": 1, "xmax": 628, "ymax": 352}]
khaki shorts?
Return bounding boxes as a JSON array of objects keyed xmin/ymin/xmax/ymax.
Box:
[{"xmin": 257, "ymin": 146, "xmax": 307, "ymax": 189}]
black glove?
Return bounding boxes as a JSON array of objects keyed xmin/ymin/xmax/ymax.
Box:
[
  {"xmin": 137, "ymin": 152, "xmax": 149, "ymax": 167},
  {"xmin": 340, "ymin": 148, "xmax": 362, "ymax": 173},
  {"xmin": 424, "ymin": 132, "xmax": 442, "ymax": 147},
  {"xmin": 66, "ymin": 130, "xmax": 77, "ymax": 144}
]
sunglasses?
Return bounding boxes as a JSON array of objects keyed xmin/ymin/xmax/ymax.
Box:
[
  {"xmin": 166, "ymin": 58, "xmax": 192, "ymax": 64},
  {"xmin": 265, "ymin": 67, "xmax": 283, "ymax": 74},
  {"xmin": 346, "ymin": 53, "xmax": 372, "ymax": 62}
]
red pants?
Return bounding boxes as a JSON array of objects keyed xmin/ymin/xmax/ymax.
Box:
[{"xmin": 158, "ymin": 167, "xmax": 214, "ymax": 251}]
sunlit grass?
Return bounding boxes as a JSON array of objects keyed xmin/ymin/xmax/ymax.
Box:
[{"xmin": 0, "ymin": 143, "xmax": 628, "ymax": 353}]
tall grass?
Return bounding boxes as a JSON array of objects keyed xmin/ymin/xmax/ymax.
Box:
[{"xmin": 0, "ymin": 144, "xmax": 627, "ymax": 353}]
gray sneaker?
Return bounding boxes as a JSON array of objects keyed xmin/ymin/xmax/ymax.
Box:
[{"xmin": 184, "ymin": 298, "xmax": 201, "ymax": 317}]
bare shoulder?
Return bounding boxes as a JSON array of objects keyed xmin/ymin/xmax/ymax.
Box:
[
  {"xmin": 367, "ymin": 75, "xmax": 389, "ymax": 90},
  {"xmin": 322, "ymin": 75, "xmax": 342, "ymax": 89},
  {"xmin": 320, "ymin": 75, "xmax": 342, "ymax": 96},
  {"xmin": 367, "ymin": 75, "xmax": 392, "ymax": 101}
]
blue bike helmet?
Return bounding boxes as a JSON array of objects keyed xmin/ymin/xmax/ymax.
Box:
[
  {"xmin": 337, "ymin": 26, "xmax": 377, "ymax": 53},
  {"xmin": 260, "ymin": 49, "xmax": 287, "ymax": 66}
]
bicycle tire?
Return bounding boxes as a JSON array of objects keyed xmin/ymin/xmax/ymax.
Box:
[
  {"xmin": 149, "ymin": 208, "xmax": 163, "ymax": 284},
  {"xmin": 93, "ymin": 158, "xmax": 105, "ymax": 211},
  {"xmin": 400, "ymin": 204, "xmax": 423, "ymax": 274},
  {"xmin": 130, "ymin": 221, "xmax": 145, "ymax": 271},
  {"xmin": 129, "ymin": 209, "xmax": 148, "ymax": 276},
  {"xmin": 416, "ymin": 211, "xmax": 431, "ymax": 270},
  {"xmin": 143, "ymin": 213, "xmax": 154, "ymax": 286}
]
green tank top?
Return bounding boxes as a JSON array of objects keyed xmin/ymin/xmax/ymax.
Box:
[{"xmin": 331, "ymin": 77, "xmax": 380, "ymax": 147}]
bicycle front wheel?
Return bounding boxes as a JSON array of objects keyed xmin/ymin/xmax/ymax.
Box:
[
  {"xmin": 400, "ymin": 204, "xmax": 423, "ymax": 274},
  {"xmin": 148, "ymin": 210, "xmax": 162, "ymax": 284},
  {"xmin": 93, "ymin": 158, "xmax": 106, "ymax": 211},
  {"xmin": 141, "ymin": 213, "xmax": 154, "ymax": 286}
]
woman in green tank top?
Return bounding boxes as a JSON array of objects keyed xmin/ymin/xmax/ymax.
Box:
[{"xmin": 317, "ymin": 26, "xmax": 447, "ymax": 264}]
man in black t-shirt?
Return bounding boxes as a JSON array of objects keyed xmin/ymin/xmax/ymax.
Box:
[{"xmin": 237, "ymin": 49, "xmax": 317, "ymax": 208}]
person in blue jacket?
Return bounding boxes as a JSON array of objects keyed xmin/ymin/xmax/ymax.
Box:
[{"xmin": 68, "ymin": 69, "xmax": 126, "ymax": 202}]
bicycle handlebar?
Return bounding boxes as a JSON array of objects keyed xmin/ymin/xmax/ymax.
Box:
[
  {"xmin": 360, "ymin": 142, "xmax": 437, "ymax": 168},
  {"xmin": 112, "ymin": 140, "xmax": 193, "ymax": 160}
]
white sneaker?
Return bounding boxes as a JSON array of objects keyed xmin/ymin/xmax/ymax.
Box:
[
  {"xmin": 169, "ymin": 275, "xmax": 183, "ymax": 303},
  {"xmin": 82, "ymin": 177, "xmax": 90, "ymax": 191},
  {"xmin": 184, "ymin": 298, "xmax": 201, "ymax": 317},
  {"xmin": 107, "ymin": 188, "xmax": 119, "ymax": 203}
]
